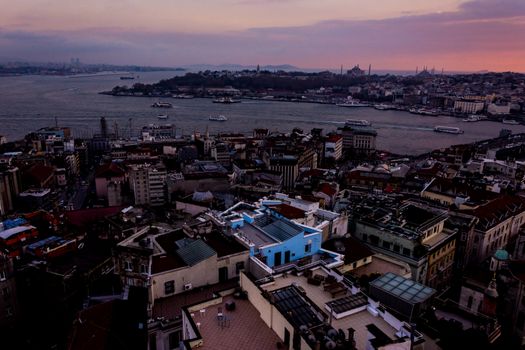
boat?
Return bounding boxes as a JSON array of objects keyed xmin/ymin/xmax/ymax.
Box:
[
  {"xmin": 337, "ymin": 100, "xmax": 369, "ymax": 107},
  {"xmin": 209, "ymin": 115, "xmax": 228, "ymax": 122},
  {"xmin": 345, "ymin": 119, "xmax": 371, "ymax": 127},
  {"xmin": 213, "ymin": 97, "xmax": 241, "ymax": 104},
  {"xmin": 157, "ymin": 115, "xmax": 169, "ymax": 120},
  {"xmin": 120, "ymin": 76, "xmax": 135, "ymax": 80},
  {"xmin": 151, "ymin": 102, "xmax": 173, "ymax": 108},
  {"xmin": 374, "ymin": 104, "xmax": 394, "ymax": 110},
  {"xmin": 409, "ymin": 108, "xmax": 438, "ymax": 116},
  {"xmin": 434, "ymin": 126, "xmax": 464, "ymax": 134},
  {"xmin": 502, "ymin": 119, "xmax": 520, "ymax": 125},
  {"xmin": 463, "ymin": 115, "xmax": 481, "ymax": 122},
  {"xmin": 173, "ymin": 94, "xmax": 194, "ymax": 99}
]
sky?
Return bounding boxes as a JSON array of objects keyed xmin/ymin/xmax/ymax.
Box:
[{"xmin": 0, "ymin": 0, "xmax": 524, "ymax": 72}]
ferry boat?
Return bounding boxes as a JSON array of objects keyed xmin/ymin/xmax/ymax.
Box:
[
  {"xmin": 434, "ymin": 126, "xmax": 464, "ymax": 134},
  {"xmin": 157, "ymin": 115, "xmax": 169, "ymax": 120},
  {"xmin": 462, "ymin": 115, "xmax": 484, "ymax": 122},
  {"xmin": 173, "ymin": 94, "xmax": 194, "ymax": 99},
  {"xmin": 213, "ymin": 97, "xmax": 240, "ymax": 104},
  {"xmin": 209, "ymin": 115, "xmax": 228, "ymax": 122},
  {"xmin": 374, "ymin": 104, "xmax": 394, "ymax": 110},
  {"xmin": 151, "ymin": 102, "xmax": 173, "ymax": 108},
  {"xmin": 409, "ymin": 108, "xmax": 438, "ymax": 116},
  {"xmin": 345, "ymin": 119, "xmax": 371, "ymax": 127},
  {"xmin": 337, "ymin": 101, "xmax": 369, "ymax": 108},
  {"xmin": 502, "ymin": 119, "xmax": 520, "ymax": 125}
]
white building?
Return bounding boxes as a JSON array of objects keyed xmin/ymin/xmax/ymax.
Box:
[
  {"xmin": 324, "ymin": 134, "xmax": 343, "ymax": 161},
  {"xmin": 129, "ymin": 163, "xmax": 167, "ymax": 206},
  {"xmin": 454, "ymin": 100, "xmax": 485, "ymax": 114}
]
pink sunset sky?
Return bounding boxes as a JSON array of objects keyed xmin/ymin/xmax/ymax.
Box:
[{"xmin": 0, "ymin": 0, "xmax": 524, "ymax": 72}]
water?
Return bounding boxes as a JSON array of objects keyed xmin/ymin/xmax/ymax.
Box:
[{"xmin": 1, "ymin": 71, "xmax": 524, "ymax": 155}]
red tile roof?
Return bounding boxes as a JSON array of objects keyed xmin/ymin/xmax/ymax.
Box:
[
  {"xmin": 25, "ymin": 164, "xmax": 54, "ymax": 186},
  {"xmin": 318, "ymin": 183, "xmax": 337, "ymax": 197},
  {"xmin": 270, "ymin": 204, "xmax": 306, "ymax": 219},
  {"xmin": 464, "ymin": 195, "xmax": 525, "ymax": 230},
  {"xmin": 95, "ymin": 163, "xmax": 125, "ymax": 178}
]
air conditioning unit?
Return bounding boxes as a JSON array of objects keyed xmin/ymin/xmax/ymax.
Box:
[{"xmin": 183, "ymin": 283, "xmax": 193, "ymax": 291}]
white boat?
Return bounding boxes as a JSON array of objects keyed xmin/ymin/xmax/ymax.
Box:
[
  {"xmin": 502, "ymin": 119, "xmax": 519, "ymax": 125},
  {"xmin": 463, "ymin": 115, "xmax": 481, "ymax": 122},
  {"xmin": 213, "ymin": 97, "xmax": 240, "ymax": 104},
  {"xmin": 151, "ymin": 101, "xmax": 173, "ymax": 108},
  {"xmin": 434, "ymin": 126, "xmax": 464, "ymax": 134},
  {"xmin": 157, "ymin": 115, "xmax": 168, "ymax": 120},
  {"xmin": 374, "ymin": 104, "xmax": 394, "ymax": 110},
  {"xmin": 337, "ymin": 101, "xmax": 369, "ymax": 107},
  {"xmin": 345, "ymin": 119, "xmax": 371, "ymax": 127},
  {"xmin": 209, "ymin": 115, "xmax": 228, "ymax": 122}
]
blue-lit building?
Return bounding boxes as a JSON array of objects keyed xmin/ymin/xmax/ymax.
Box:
[{"xmin": 220, "ymin": 202, "xmax": 324, "ymax": 268}]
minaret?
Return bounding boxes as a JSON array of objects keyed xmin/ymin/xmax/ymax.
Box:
[
  {"xmin": 416, "ymin": 66, "xmax": 418, "ymax": 75},
  {"xmin": 368, "ymin": 64, "xmax": 371, "ymax": 76}
]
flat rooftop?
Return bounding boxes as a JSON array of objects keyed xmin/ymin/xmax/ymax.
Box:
[
  {"xmin": 260, "ymin": 270, "xmax": 397, "ymax": 349},
  {"xmin": 260, "ymin": 270, "xmax": 439, "ymax": 350},
  {"xmin": 189, "ymin": 298, "xmax": 281, "ymax": 350}
]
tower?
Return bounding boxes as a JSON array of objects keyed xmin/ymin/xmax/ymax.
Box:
[{"xmin": 100, "ymin": 117, "xmax": 108, "ymax": 137}]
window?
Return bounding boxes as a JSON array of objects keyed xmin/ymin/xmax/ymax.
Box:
[
  {"xmin": 467, "ymin": 296, "xmax": 473, "ymax": 308},
  {"xmin": 403, "ymin": 248, "xmax": 411, "ymax": 256},
  {"xmin": 0, "ymin": 270, "xmax": 6, "ymax": 281},
  {"xmin": 2, "ymin": 287, "xmax": 9, "ymax": 300},
  {"xmin": 393, "ymin": 245, "xmax": 400, "ymax": 253},
  {"xmin": 140, "ymin": 264, "xmax": 148, "ymax": 275},
  {"xmin": 236, "ymin": 261, "xmax": 245, "ymax": 275},
  {"xmin": 352, "ymin": 262, "xmax": 357, "ymax": 269},
  {"xmin": 124, "ymin": 260, "xmax": 133, "ymax": 272},
  {"xmin": 6, "ymin": 306, "xmax": 13, "ymax": 317},
  {"xmin": 164, "ymin": 280, "xmax": 175, "ymax": 295},
  {"xmin": 362, "ymin": 234, "xmax": 368, "ymax": 242},
  {"xmin": 518, "ymin": 312, "xmax": 525, "ymax": 331},
  {"xmin": 305, "ymin": 243, "xmax": 312, "ymax": 253},
  {"xmin": 169, "ymin": 330, "xmax": 182, "ymax": 350},
  {"xmin": 382, "ymin": 241, "xmax": 391, "ymax": 250}
]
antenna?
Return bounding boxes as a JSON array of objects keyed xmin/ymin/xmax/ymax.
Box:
[{"xmin": 55, "ymin": 116, "xmax": 58, "ymax": 128}]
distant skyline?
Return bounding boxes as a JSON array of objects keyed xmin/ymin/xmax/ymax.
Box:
[{"xmin": 1, "ymin": 0, "xmax": 524, "ymax": 72}]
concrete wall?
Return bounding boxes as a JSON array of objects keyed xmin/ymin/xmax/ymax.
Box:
[
  {"xmin": 260, "ymin": 231, "xmax": 322, "ymax": 267},
  {"xmin": 151, "ymin": 255, "xmax": 219, "ymax": 299}
]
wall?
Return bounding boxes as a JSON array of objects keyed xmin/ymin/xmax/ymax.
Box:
[
  {"xmin": 217, "ymin": 251, "xmax": 250, "ymax": 280},
  {"xmin": 151, "ymin": 255, "xmax": 219, "ymax": 300},
  {"xmin": 459, "ymin": 285, "xmax": 485, "ymax": 313},
  {"xmin": 259, "ymin": 230, "xmax": 322, "ymax": 267}
]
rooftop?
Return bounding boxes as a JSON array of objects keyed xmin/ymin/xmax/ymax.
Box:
[
  {"xmin": 258, "ymin": 270, "xmax": 433, "ymax": 349},
  {"xmin": 253, "ymin": 215, "xmax": 304, "ymax": 242},
  {"xmin": 188, "ymin": 297, "xmax": 282, "ymax": 350},
  {"xmin": 370, "ymin": 272, "xmax": 436, "ymax": 305}
]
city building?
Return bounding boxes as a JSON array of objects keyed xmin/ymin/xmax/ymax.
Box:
[
  {"xmin": 269, "ymin": 156, "xmax": 299, "ymax": 190},
  {"xmin": 454, "ymin": 99, "xmax": 485, "ymax": 114},
  {"xmin": 129, "ymin": 163, "xmax": 167, "ymax": 206},
  {"xmin": 114, "ymin": 219, "xmax": 249, "ymax": 313}
]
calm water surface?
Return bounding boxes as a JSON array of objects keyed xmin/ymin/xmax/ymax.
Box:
[{"xmin": 1, "ymin": 71, "xmax": 524, "ymax": 155}]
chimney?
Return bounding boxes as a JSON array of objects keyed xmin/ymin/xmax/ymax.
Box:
[{"xmin": 347, "ymin": 328, "xmax": 355, "ymax": 342}]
